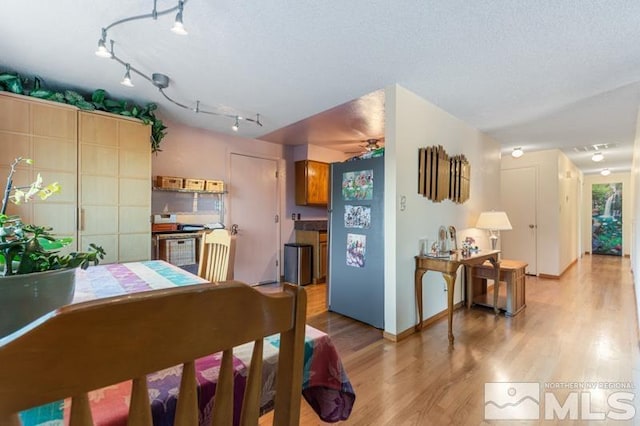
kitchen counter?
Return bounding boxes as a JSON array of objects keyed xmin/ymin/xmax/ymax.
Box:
[{"xmin": 294, "ymin": 220, "xmax": 327, "ymax": 231}]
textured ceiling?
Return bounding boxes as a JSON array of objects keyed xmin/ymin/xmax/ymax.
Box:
[{"xmin": 2, "ymin": 0, "xmax": 639, "ymax": 174}]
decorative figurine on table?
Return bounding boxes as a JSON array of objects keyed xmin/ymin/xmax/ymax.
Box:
[
  {"xmin": 448, "ymin": 226, "xmax": 457, "ymax": 252},
  {"xmin": 461, "ymin": 236, "xmax": 479, "ymax": 257},
  {"xmin": 437, "ymin": 225, "xmax": 449, "ymax": 253}
]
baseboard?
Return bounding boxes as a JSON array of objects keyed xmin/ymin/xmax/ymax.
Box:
[
  {"xmin": 586, "ymin": 251, "xmax": 630, "ymax": 258},
  {"xmin": 383, "ymin": 301, "xmax": 464, "ymax": 342},
  {"xmin": 537, "ymin": 273, "xmax": 560, "ymax": 279},
  {"xmin": 538, "ymin": 258, "xmax": 578, "ymax": 280}
]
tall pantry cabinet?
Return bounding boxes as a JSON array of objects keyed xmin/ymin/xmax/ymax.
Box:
[
  {"xmin": 0, "ymin": 92, "xmax": 151, "ymax": 263},
  {"xmin": 0, "ymin": 93, "xmax": 78, "ymax": 253},
  {"xmin": 79, "ymin": 111, "xmax": 151, "ymax": 264}
]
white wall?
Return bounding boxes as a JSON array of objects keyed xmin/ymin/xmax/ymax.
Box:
[
  {"xmin": 384, "ymin": 84, "xmax": 502, "ymax": 335},
  {"xmin": 557, "ymin": 153, "xmax": 583, "ymax": 272},
  {"xmin": 152, "ymin": 118, "xmax": 289, "ymax": 273},
  {"xmin": 631, "ymin": 107, "xmax": 640, "ymax": 327},
  {"xmin": 153, "ymin": 118, "xmax": 285, "ymax": 181},
  {"xmin": 501, "ymin": 149, "xmax": 581, "ymax": 276},
  {"xmin": 581, "ymin": 172, "xmax": 631, "ymax": 256}
]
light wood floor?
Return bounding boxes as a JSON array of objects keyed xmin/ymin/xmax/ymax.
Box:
[{"xmin": 264, "ymin": 255, "xmax": 640, "ymax": 425}]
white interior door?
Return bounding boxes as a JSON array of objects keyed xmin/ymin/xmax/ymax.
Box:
[
  {"xmin": 229, "ymin": 154, "xmax": 279, "ymax": 285},
  {"xmin": 501, "ymin": 167, "xmax": 537, "ymax": 275}
]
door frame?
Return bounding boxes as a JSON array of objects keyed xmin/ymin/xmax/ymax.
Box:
[{"xmin": 227, "ymin": 150, "xmax": 283, "ymax": 283}]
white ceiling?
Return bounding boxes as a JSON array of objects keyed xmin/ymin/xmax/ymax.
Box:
[{"xmin": 3, "ymin": 1, "xmax": 639, "ymax": 174}]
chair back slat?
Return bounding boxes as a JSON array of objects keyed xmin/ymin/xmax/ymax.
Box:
[
  {"xmin": 239, "ymin": 339, "xmax": 264, "ymax": 426},
  {"xmin": 128, "ymin": 377, "xmax": 153, "ymax": 426},
  {"xmin": 0, "ymin": 282, "xmax": 306, "ymax": 426},
  {"xmin": 211, "ymin": 349, "xmax": 234, "ymax": 426},
  {"xmin": 69, "ymin": 393, "xmax": 92, "ymax": 426},
  {"xmin": 174, "ymin": 361, "xmax": 198, "ymax": 426}
]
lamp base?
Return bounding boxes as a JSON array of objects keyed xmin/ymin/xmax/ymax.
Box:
[{"xmin": 490, "ymin": 235, "xmax": 498, "ymax": 251}]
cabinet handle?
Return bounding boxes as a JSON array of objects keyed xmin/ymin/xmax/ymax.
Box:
[{"xmin": 78, "ymin": 208, "xmax": 85, "ymax": 231}]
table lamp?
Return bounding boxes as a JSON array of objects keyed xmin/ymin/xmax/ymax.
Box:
[{"xmin": 475, "ymin": 211, "xmax": 512, "ymax": 250}]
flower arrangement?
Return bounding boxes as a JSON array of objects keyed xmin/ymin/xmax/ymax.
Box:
[
  {"xmin": 461, "ymin": 236, "xmax": 479, "ymax": 256},
  {"xmin": 0, "ymin": 157, "xmax": 105, "ymax": 276}
]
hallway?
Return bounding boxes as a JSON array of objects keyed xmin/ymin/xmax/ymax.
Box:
[{"xmin": 298, "ymin": 255, "xmax": 640, "ymax": 425}]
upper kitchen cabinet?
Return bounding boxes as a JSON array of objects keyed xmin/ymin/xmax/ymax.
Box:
[
  {"xmin": 295, "ymin": 160, "xmax": 329, "ymax": 206},
  {"xmin": 79, "ymin": 111, "xmax": 151, "ymax": 264}
]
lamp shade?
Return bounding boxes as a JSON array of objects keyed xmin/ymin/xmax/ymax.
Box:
[{"xmin": 475, "ymin": 211, "xmax": 512, "ymax": 231}]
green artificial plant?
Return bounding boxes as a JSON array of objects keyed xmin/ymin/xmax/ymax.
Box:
[
  {"xmin": 0, "ymin": 72, "xmax": 166, "ymax": 153},
  {"xmin": 0, "ymin": 157, "xmax": 105, "ymax": 276}
]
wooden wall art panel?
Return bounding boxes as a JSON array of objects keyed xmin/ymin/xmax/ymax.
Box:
[
  {"xmin": 418, "ymin": 145, "xmax": 449, "ymax": 202},
  {"xmin": 449, "ymin": 154, "xmax": 470, "ymax": 204},
  {"xmin": 418, "ymin": 146, "xmax": 470, "ymax": 204}
]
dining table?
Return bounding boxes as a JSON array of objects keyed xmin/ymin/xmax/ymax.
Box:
[{"xmin": 18, "ymin": 260, "xmax": 355, "ymax": 425}]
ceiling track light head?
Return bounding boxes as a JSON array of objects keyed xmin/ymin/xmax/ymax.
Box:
[
  {"xmin": 121, "ymin": 64, "xmax": 134, "ymax": 87},
  {"xmin": 171, "ymin": 1, "xmax": 188, "ymax": 35},
  {"xmin": 152, "ymin": 73, "xmax": 170, "ymax": 89},
  {"xmin": 232, "ymin": 116, "xmax": 240, "ymax": 132}
]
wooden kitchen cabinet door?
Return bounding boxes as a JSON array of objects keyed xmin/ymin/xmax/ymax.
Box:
[
  {"xmin": 0, "ymin": 93, "xmax": 78, "ymax": 253},
  {"xmin": 295, "ymin": 160, "xmax": 329, "ymax": 206},
  {"xmin": 79, "ymin": 111, "xmax": 151, "ymax": 263}
]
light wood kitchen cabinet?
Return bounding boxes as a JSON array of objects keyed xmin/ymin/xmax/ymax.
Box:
[
  {"xmin": 79, "ymin": 111, "xmax": 151, "ymax": 264},
  {"xmin": 295, "ymin": 160, "xmax": 329, "ymax": 206},
  {"xmin": 0, "ymin": 93, "xmax": 77, "ymax": 254},
  {"xmin": 0, "ymin": 92, "xmax": 152, "ymax": 263},
  {"xmin": 295, "ymin": 229, "xmax": 327, "ymax": 283}
]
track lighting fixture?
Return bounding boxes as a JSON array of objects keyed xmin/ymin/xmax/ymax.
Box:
[
  {"xmin": 93, "ymin": 0, "xmax": 262, "ymax": 131},
  {"xmin": 95, "ymin": 30, "xmax": 111, "ymax": 58},
  {"xmin": 511, "ymin": 147, "xmax": 523, "ymax": 158},
  {"xmin": 120, "ymin": 64, "xmax": 134, "ymax": 87},
  {"xmin": 600, "ymin": 168, "xmax": 611, "ymax": 176},
  {"xmin": 591, "ymin": 152, "xmax": 604, "ymax": 162},
  {"xmin": 171, "ymin": 0, "xmax": 188, "ymax": 35}
]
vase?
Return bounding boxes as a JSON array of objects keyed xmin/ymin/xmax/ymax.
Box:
[{"xmin": 0, "ymin": 268, "xmax": 76, "ymax": 338}]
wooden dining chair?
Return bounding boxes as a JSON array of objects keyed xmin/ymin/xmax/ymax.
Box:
[
  {"xmin": 0, "ymin": 281, "xmax": 307, "ymax": 426},
  {"xmin": 198, "ymin": 229, "xmax": 236, "ymax": 282}
]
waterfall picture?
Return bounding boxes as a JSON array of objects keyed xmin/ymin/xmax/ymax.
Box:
[{"xmin": 591, "ymin": 183, "xmax": 622, "ymax": 256}]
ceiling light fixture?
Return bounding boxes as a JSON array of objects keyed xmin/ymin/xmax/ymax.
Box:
[
  {"xmin": 511, "ymin": 147, "xmax": 523, "ymax": 158},
  {"xmin": 600, "ymin": 168, "xmax": 611, "ymax": 176},
  {"xmin": 120, "ymin": 64, "xmax": 134, "ymax": 87},
  {"xmin": 95, "ymin": 30, "xmax": 112, "ymax": 58},
  {"xmin": 171, "ymin": 0, "xmax": 188, "ymax": 35},
  {"xmin": 591, "ymin": 152, "xmax": 604, "ymax": 162},
  {"xmin": 94, "ymin": 0, "xmax": 262, "ymax": 131}
]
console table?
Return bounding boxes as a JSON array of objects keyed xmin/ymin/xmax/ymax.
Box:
[{"xmin": 414, "ymin": 250, "xmax": 500, "ymax": 344}]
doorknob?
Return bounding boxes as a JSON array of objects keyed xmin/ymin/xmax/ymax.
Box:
[
  {"xmin": 529, "ymin": 224, "xmax": 535, "ymax": 229},
  {"xmin": 231, "ymin": 224, "xmax": 239, "ymax": 235}
]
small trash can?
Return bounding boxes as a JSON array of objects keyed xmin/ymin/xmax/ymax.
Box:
[{"xmin": 284, "ymin": 243, "xmax": 312, "ymax": 285}]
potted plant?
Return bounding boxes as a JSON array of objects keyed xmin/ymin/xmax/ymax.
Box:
[{"xmin": 0, "ymin": 157, "xmax": 105, "ymax": 338}]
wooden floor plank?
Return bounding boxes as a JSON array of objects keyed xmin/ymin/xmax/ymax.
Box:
[{"xmin": 262, "ymin": 255, "xmax": 640, "ymax": 425}]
